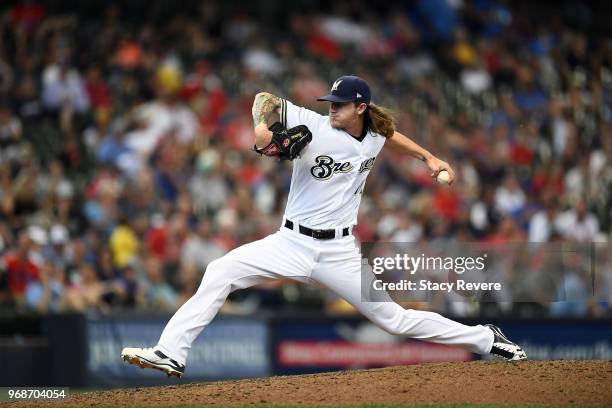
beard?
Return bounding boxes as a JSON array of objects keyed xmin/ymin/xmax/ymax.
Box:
[{"xmin": 329, "ymin": 117, "xmax": 342, "ymax": 128}]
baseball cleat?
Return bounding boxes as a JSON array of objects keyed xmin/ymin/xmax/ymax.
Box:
[
  {"xmin": 121, "ymin": 347, "xmax": 185, "ymax": 378},
  {"xmin": 486, "ymin": 324, "xmax": 527, "ymax": 361}
]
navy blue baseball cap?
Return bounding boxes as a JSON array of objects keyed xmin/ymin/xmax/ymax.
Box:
[{"xmin": 317, "ymin": 75, "xmax": 371, "ymax": 104}]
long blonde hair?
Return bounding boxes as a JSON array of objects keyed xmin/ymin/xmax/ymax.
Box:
[{"xmin": 363, "ymin": 103, "xmax": 395, "ymax": 138}]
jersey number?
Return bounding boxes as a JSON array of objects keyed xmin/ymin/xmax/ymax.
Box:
[{"xmin": 354, "ymin": 180, "xmax": 365, "ymax": 195}]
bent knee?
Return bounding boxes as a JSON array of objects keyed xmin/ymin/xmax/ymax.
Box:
[
  {"xmin": 203, "ymin": 257, "xmax": 232, "ymax": 278},
  {"xmin": 193, "ymin": 257, "xmax": 232, "ymax": 293}
]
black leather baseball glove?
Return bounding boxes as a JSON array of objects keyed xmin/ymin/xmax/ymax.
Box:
[{"xmin": 254, "ymin": 123, "xmax": 312, "ymax": 161}]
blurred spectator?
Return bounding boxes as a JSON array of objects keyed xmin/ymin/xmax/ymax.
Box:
[
  {"xmin": 555, "ymin": 200, "xmax": 600, "ymax": 242},
  {"xmin": 42, "ymin": 223, "xmax": 70, "ymax": 266},
  {"xmin": 0, "ymin": 104, "xmax": 22, "ymax": 155},
  {"xmin": 3, "ymin": 229, "xmax": 42, "ymax": 302},
  {"xmin": 189, "ymin": 149, "xmax": 230, "ymax": 214},
  {"xmin": 494, "ymin": 174, "xmax": 526, "ymax": 217},
  {"xmin": 144, "ymin": 257, "xmax": 179, "ymax": 311},
  {"xmin": 114, "ymin": 263, "xmax": 146, "ymax": 309},
  {"xmin": 41, "ymin": 60, "xmax": 90, "ymax": 114},
  {"xmin": 65, "ymin": 262, "xmax": 108, "ymax": 312},
  {"xmin": 110, "ymin": 216, "xmax": 140, "ymax": 268},
  {"xmin": 85, "ymin": 65, "xmax": 112, "ymax": 109},
  {"xmin": 124, "ymin": 64, "xmax": 199, "ymax": 160},
  {"xmin": 24, "ymin": 262, "xmax": 65, "ymax": 313},
  {"xmin": 180, "ymin": 220, "xmax": 225, "ymax": 297},
  {"xmin": 528, "ymin": 199, "xmax": 560, "ymax": 243}
]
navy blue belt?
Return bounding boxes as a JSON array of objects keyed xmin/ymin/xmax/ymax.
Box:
[{"xmin": 284, "ymin": 219, "xmax": 350, "ymax": 240}]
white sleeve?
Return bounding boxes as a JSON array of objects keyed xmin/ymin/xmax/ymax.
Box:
[{"xmin": 280, "ymin": 98, "xmax": 324, "ymax": 130}]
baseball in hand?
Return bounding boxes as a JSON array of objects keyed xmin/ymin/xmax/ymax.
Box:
[{"xmin": 436, "ymin": 170, "xmax": 451, "ymax": 184}]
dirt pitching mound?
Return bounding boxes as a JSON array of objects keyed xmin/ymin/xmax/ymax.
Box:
[{"xmin": 11, "ymin": 360, "xmax": 612, "ymax": 407}]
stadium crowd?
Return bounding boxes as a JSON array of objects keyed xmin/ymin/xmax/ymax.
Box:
[{"xmin": 0, "ymin": 0, "xmax": 610, "ymax": 317}]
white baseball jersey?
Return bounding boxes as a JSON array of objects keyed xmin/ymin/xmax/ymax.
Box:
[{"xmin": 279, "ymin": 99, "xmax": 386, "ymax": 229}]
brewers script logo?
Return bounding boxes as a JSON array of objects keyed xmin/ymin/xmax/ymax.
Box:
[
  {"xmin": 310, "ymin": 155, "xmax": 353, "ymax": 180},
  {"xmin": 358, "ymin": 157, "xmax": 376, "ymax": 173}
]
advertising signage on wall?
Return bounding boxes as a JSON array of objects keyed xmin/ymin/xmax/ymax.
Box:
[
  {"xmin": 86, "ymin": 315, "xmax": 271, "ymax": 386},
  {"xmin": 273, "ymin": 319, "xmax": 474, "ymax": 374},
  {"xmin": 278, "ymin": 340, "xmax": 472, "ymax": 367}
]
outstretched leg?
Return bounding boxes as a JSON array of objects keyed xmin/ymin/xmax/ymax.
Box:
[
  {"xmin": 310, "ymin": 238, "xmax": 494, "ymax": 354},
  {"xmin": 123, "ymin": 230, "xmax": 315, "ymax": 375}
]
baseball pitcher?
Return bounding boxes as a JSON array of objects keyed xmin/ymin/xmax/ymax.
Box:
[{"xmin": 122, "ymin": 75, "xmax": 526, "ymax": 377}]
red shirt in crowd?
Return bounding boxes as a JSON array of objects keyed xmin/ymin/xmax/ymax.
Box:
[{"xmin": 4, "ymin": 252, "xmax": 40, "ymax": 295}]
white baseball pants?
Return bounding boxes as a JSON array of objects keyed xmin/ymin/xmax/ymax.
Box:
[{"xmin": 157, "ymin": 225, "xmax": 494, "ymax": 365}]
